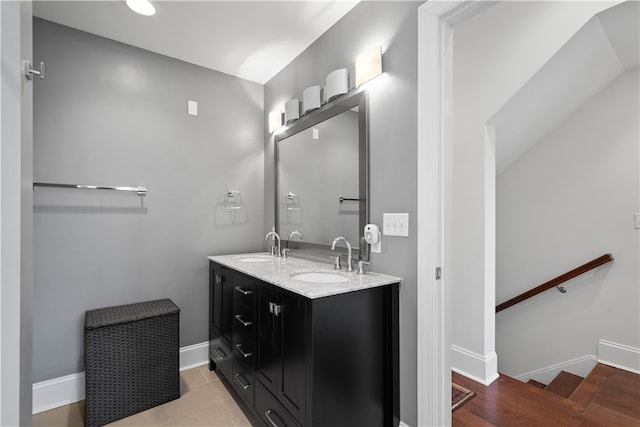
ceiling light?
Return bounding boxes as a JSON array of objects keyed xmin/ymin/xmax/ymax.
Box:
[{"xmin": 124, "ymin": 0, "xmax": 156, "ymax": 16}]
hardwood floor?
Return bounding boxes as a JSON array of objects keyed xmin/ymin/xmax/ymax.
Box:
[{"xmin": 453, "ymin": 364, "xmax": 640, "ymax": 427}]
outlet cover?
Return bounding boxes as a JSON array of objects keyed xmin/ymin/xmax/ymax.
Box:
[
  {"xmin": 371, "ymin": 236, "xmax": 381, "ymax": 253},
  {"xmin": 383, "ymin": 213, "xmax": 409, "ymax": 237},
  {"xmin": 188, "ymin": 100, "xmax": 198, "ymax": 116}
]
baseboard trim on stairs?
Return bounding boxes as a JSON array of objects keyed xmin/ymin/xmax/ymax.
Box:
[
  {"xmin": 451, "ymin": 345, "xmax": 499, "ymax": 386},
  {"xmin": 513, "ymin": 340, "xmax": 640, "ymax": 384},
  {"xmin": 514, "ymin": 355, "xmax": 598, "ymax": 385},
  {"xmin": 32, "ymin": 341, "xmax": 209, "ymax": 415},
  {"xmin": 598, "ymin": 340, "xmax": 640, "ymax": 374}
]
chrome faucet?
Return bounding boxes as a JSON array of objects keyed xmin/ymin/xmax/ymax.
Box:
[
  {"xmin": 331, "ymin": 236, "xmax": 353, "ymax": 272},
  {"xmin": 288, "ymin": 230, "xmax": 304, "ymax": 241},
  {"xmin": 265, "ymin": 228, "xmax": 281, "ymax": 256}
]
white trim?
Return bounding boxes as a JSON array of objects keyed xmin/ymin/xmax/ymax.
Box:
[
  {"xmin": 399, "ymin": 421, "xmax": 412, "ymax": 427},
  {"xmin": 451, "ymin": 345, "xmax": 499, "ymax": 386},
  {"xmin": 514, "ymin": 355, "xmax": 598, "ymax": 385},
  {"xmin": 179, "ymin": 341, "xmax": 209, "ymax": 371},
  {"xmin": 32, "ymin": 341, "xmax": 209, "ymax": 414},
  {"xmin": 32, "ymin": 372, "xmax": 86, "ymax": 415},
  {"xmin": 417, "ymin": 2, "xmax": 494, "ymax": 425},
  {"xmin": 598, "ymin": 340, "xmax": 640, "ymax": 374}
]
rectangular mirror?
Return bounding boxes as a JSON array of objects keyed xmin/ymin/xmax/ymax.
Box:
[{"xmin": 275, "ymin": 90, "xmax": 369, "ymax": 261}]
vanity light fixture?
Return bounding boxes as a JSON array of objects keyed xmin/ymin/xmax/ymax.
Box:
[
  {"xmin": 284, "ymin": 99, "xmax": 300, "ymax": 124},
  {"xmin": 355, "ymin": 46, "xmax": 382, "ymax": 87},
  {"xmin": 302, "ymin": 86, "xmax": 322, "ymax": 115},
  {"xmin": 123, "ymin": 0, "xmax": 156, "ymax": 16},
  {"xmin": 325, "ymin": 69, "xmax": 349, "ymax": 102},
  {"xmin": 269, "ymin": 109, "xmax": 283, "ymax": 134}
]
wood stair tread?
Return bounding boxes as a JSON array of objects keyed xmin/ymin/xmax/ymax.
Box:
[
  {"xmin": 545, "ymin": 371, "xmax": 584, "ymax": 398},
  {"xmin": 569, "ymin": 363, "xmax": 614, "ymax": 410},
  {"xmin": 527, "ymin": 379, "xmax": 546, "ymax": 389},
  {"xmin": 453, "ymin": 365, "xmax": 640, "ymax": 426}
]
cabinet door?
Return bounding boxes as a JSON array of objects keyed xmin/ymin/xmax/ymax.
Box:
[
  {"xmin": 278, "ymin": 292, "xmax": 306, "ymax": 422},
  {"xmin": 256, "ymin": 285, "xmax": 280, "ymax": 395}
]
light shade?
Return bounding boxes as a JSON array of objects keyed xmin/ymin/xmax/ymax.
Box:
[
  {"xmin": 325, "ymin": 69, "xmax": 349, "ymax": 102},
  {"xmin": 268, "ymin": 110, "xmax": 283, "ymax": 134},
  {"xmin": 124, "ymin": 0, "xmax": 156, "ymax": 16},
  {"xmin": 355, "ymin": 46, "xmax": 382, "ymax": 87},
  {"xmin": 302, "ymin": 86, "xmax": 321, "ymax": 114},
  {"xmin": 284, "ymin": 99, "xmax": 300, "ymax": 124}
]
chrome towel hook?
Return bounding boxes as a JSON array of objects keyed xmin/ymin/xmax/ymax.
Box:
[{"xmin": 23, "ymin": 59, "xmax": 45, "ymax": 80}]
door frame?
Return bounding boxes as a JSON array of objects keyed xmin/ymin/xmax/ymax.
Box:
[{"xmin": 416, "ymin": 2, "xmax": 494, "ymax": 425}]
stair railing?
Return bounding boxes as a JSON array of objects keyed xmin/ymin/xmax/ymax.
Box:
[{"xmin": 496, "ymin": 254, "xmax": 613, "ymax": 313}]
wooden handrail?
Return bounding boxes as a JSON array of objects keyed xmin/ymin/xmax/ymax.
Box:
[{"xmin": 496, "ymin": 253, "xmax": 613, "ymax": 313}]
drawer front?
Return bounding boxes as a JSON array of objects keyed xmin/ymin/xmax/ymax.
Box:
[
  {"xmin": 233, "ymin": 275, "xmax": 255, "ymax": 312},
  {"xmin": 210, "ymin": 339, "xmax": 232, "ymax": 381},
  {"xmin": 231, "ymin": 361, "xmax": 255, "ymax": 406},
  {"xmin": 255, "ymin": 380, "xmax": 300, "ymax": 427}
]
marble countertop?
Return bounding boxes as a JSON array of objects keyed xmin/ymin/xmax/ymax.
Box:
[{"xmin": 207, "ymin": 253, "xmax": 402, "ymax": 299}]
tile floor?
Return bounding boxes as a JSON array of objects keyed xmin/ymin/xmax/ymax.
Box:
[{"xmin": 32, "ymin": 364, "xmax": 259, "ymax": 427}]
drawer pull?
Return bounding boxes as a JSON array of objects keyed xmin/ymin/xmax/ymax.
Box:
[
  {"xmin": 264, "ymin": 409, "xmax": 284, "ymax": 427},
  {"xmin": 234, "ymin": 286, "xmax": 253, "ymax": 296},
  {"xmin": 214, "ymin": 347, "xmax": 227, "ymax": 359},
  {"xmin": 235, "ymin": 344, "xmax": 253, "ymax": 358},
  {"xmin": 234, "ymin": 314, "xmax": 253, "ymax": 327},
  {"xmin": 233, "ymin": 373, "xmax": 251, "ymax": 391}
]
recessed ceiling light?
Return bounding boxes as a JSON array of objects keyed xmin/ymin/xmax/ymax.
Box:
[{"xmin": 123, "ymin": 0, "xmax": 156, "ymax": 16}]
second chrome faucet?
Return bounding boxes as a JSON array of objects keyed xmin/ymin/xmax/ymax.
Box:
[{"xmin": 331, "ymin": 236, "xmax": 353, "ymax": 272}]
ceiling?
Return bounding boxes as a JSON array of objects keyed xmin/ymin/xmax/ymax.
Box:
[
  {"xmin": 489, "ymin": 0, "xmax": 639, "ymax": 175},
  {"xmin": 33, "ymin": 1, "xmax": 359, "ymax": 85}
]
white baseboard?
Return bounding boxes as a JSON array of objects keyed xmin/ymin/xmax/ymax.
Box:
[
  {"xmin": 511, "ymin": 340, "xmax": 640, "ymax": 385},
  {"xmin": 33, "ymin": 341, "xmax": 209, "ymax": 415},
  {"xmin": 399, "ymin": 422, "xmax": 411, "ymax": 427},
  {"xmin": 598, "ymin": 339, "xmax": 640, "ymax": 374},
  {"xmin": 179, "ymin": 341, "xmax": 209, "ymax": 371},
  {"xmin": 451, "ymin": 345, "xmax": 499, "ymax": 386},
  {"xmin": 514, "ymin": 355, "xmax": 597, "ymax": 385}
]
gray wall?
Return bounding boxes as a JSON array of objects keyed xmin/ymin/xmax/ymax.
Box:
[
  {"xmin": 33, "ymin": 18, "xmax": 265, "ymax": 382},
  {"xmin": 264, "ymin": 2, "xmax": 420, "ymax": 425},
  {"xmin": 496, "ymin": 69, "xmax": 640, "ymax": 376}
]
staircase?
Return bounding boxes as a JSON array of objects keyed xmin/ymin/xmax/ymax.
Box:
[{"xmin": 452, "ymin": 363, "xmax": 640, "ymax": 426}]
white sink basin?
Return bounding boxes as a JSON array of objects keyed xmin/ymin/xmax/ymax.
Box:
[
  {"xmin": 234, "ymin": 255, "xmax": 273, "ymax": 263},
  {"xmin": 290, "ymin": 271, "xmax": 350, "ymax": 284}
]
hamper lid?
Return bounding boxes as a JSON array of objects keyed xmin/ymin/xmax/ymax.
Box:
[{"xmin": 85, "ymin": 298, "xmax": 180, "ymax": 329}]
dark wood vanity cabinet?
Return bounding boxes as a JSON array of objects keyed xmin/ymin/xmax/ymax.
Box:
[
  {"xmin": 209, "ymin": 260, "xmax": 399, "ymax": 427},
  {"xmin": 256, "ymin": 284, "xmax": 307, "ymax": 423}
]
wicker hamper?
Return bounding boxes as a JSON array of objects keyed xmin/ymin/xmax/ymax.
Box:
[{"xmin": 84, "ymin": 299, "xmax": 180, "ymax": 427}]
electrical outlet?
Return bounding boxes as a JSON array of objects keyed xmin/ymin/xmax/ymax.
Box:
[
  {"xmin": 371, "ymin": 237, "xmax": 381, "ymax": 253},
  {"xmin": 383, "ymin": 213, "xmax": 409, "ymax": 237}
]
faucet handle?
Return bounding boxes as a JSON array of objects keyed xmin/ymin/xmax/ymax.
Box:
[
  {"xmin": 329, "ymin": 256, "xmax": 342, "ymax": 270},
  {"xmin": 268, "ymin": 245, "xmax": 277, "ymax": 256},
  {"xmin": 282, "ymin": 248, "xmax": 290, "ymax": 258},
  {"xmin": 357, "ymin": 260, "xmax": 369, "ymax": 275}
]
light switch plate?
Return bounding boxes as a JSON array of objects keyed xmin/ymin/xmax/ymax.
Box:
[
  {"xmin": 383, "ymin": 213, "xmax": 409, "ymax": 237},
  {"xmin": 635, "ymin": 213, "xmax": 640, "ymax": 229},
  {"xmin": 188, "ymin": 100, "xmax": 198, "ymax": 116}
]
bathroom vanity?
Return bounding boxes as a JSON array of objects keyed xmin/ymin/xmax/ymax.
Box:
[{"xmin": 208, "ymin": 253, "xmax": 401, "ymax": 427}]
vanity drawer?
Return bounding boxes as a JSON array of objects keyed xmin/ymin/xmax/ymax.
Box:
[
  {"xmin": 233, "ymin": 275, "xmax": 255, "ymax": 311},
  {"xmin": 210, "ymin": 339, "xmax": 232, "ymax": 380},
  {"xmin": 255, "ymin": 380, "xmax": 300, "ymax": 427},
  {"xmin": 231, "ymin": 361, "xmax": 254, "ymax": 406}
]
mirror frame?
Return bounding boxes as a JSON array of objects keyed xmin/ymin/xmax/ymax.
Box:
[{"xmin": 274, "ymin": 88, "xmax": 370, "ymax": 261}]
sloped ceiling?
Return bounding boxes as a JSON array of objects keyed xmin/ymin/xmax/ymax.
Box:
[
  {"xmin": 490, "ymin": 1, "xmax": 639, "ymax": 175},
  {"xmin": 33, "ymin": 1, "xmax": 359, "ymax": 85}
]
